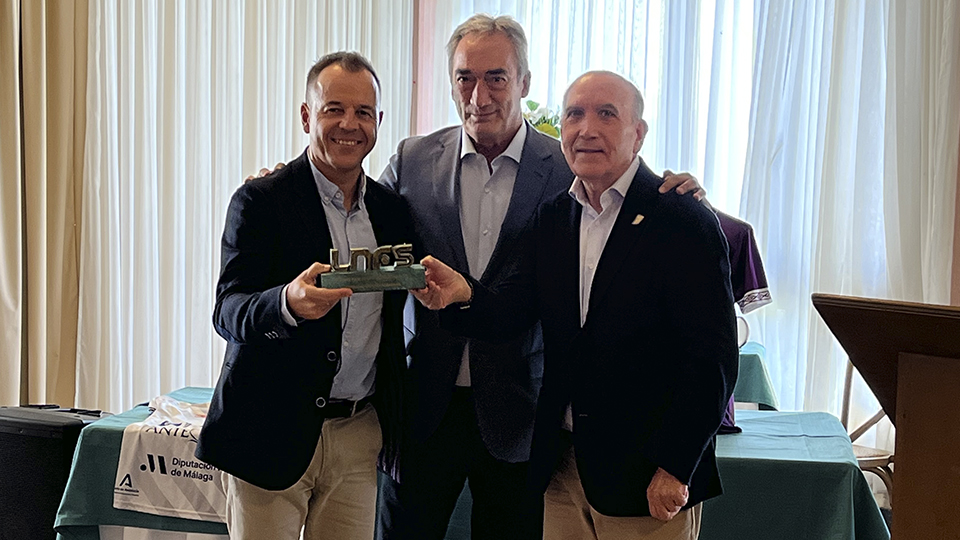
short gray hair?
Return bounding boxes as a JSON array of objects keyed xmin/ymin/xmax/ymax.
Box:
[
  {"xmin": 445, "ymin": 14, "xmax": 529, "ymax": 82},
  {"xmin": 564, "ymin": 71, "xmax": 645, "ymax": 121}
]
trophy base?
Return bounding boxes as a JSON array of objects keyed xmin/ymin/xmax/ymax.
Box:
[{"xmin": 320, "ymin": 264, "xmax": 426, "ymax": 293}]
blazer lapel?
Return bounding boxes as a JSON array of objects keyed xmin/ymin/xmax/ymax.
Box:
[
  {"xmin": 365, "ymin": 176, "xmax": 402, "ymax": 249},
  {"xmin": 557, "ymin": 196, "xmax": 584, "ymax": 331},
  {"xmin": 433, "ymin": 129, "xmax": 470, "ymax": 273},
  {"xmin": 286, "ymin": 152, "xmax": 333, "ymax": 262},
  {"xmin": 586, "ymin": 162, "xmax": 662, "ymax": 318},
  {"xmin": 482, "ymin": 127, "xmax": 555, "ymax": 282}
]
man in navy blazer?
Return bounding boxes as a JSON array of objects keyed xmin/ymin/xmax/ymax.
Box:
[
  {"xmin": 196, "ymin": 52, "xmax": 413, "ymax": 540},
  {"xmin": 414, "ymin": 71, "xmax": 738, "ymax": 540},
  {"xmin": 376, "ymin": 14, "xmax": 704, "ymax": 540}
]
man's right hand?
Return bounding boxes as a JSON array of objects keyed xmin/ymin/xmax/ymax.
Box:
[
  {"xmin": 244, "ymin": 162, "xmax": 287, "ymax": 183},
  {"xmin": 646, "ymin": 467, "xmax": 689, "ymax": 521},
  {"xmin": 286, "ymin": 263, "xmax": 352, "ymax": 320},
  {"xmin": 411, "ymin": 256, "xmax": 472, "ymax": 310}
]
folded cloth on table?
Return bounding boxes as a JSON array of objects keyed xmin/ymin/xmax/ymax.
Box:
[{"xmin": 113, "ymin": 395, "xmax": 226, "ymax": 522}]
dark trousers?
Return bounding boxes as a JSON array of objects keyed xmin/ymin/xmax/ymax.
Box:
[{"xmin": 376, "ymin": 387, "xmax": 543, "ymax": 540}]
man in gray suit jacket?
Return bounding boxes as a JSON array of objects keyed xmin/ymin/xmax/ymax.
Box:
[{"xmin": 376, "ymin": 14, "xmax": 702, "ymax": 540}]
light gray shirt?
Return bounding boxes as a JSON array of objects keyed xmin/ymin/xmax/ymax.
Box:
[
  {"xmin": 455, "ymin": 123, "xmax": 527, "ymax": 386},
  {"xmin": 280, "ymin": 160, "xmax": 383, "ymax": 401}
]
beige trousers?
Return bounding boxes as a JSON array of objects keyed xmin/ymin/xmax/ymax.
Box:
[
  {"xmin": 221, "ymin": 404, "xmax": 382, "ymax": 540},
  {"xmin": 544, "ymin": 443, "xmax": 702, "ymax": 540}
]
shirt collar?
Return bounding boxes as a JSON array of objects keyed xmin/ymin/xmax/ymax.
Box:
[
  {"xmin": 460, "ymin": 121, "xmax": 527, "ymax": 164},
  {"xmin": 308, "ymin": 156, "xmax": 367, "ymax": 211},
  {"xmin": 568, "ymin": 156, "xmax": 641, "ymax": 212}
]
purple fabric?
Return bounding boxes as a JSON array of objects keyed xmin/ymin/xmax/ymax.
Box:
[
  {"xmin": 716, "ymin": 212, "xmax": 772, "ymax": 434},
  {"xmin": 718, "ymin": 396, "xmax": 742, "ymax": 434},
  {"xmin": 717, "ymin": 211, "xmax": 771, "ymax": 314}
]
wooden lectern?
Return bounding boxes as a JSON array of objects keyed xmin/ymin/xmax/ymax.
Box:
[{"xmin": 812, "ymin": 293, "xmax": 960, "ymax": 540}]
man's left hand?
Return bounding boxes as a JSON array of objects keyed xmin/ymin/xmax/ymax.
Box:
[
  {"xmin": 659, "ymin": 170, "xmax": 705, "ymax": 201},
  {"xmin": 647, "ymin": 467, "xmax": 689, "ymax": 521}
]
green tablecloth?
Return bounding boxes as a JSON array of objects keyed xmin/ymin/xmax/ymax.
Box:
[
  {"xmin": 56, "ymin": 389, "xmax": 888, "ymax": 540},
  {"xmin": 734, "ymin": 341, "xmax": 779, "ymax": 409},
  {"xmin": 54, "ymin": 387, "xmax": 227, "ymax": 539},
  {"xmin": 703, "ymin": 411, "xmax": 888, "ymax": 539}
]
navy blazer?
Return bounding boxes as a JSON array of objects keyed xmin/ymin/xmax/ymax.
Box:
[
  {"xmin": 445, "ymin": 160, "xmax": 739, "ymax": 516},
  {"xmin": 196, "ymin": 151, "xmax": 413, "ymax": 490},
  {"xmin": 379, "ymin": 124, "xmax": 573, "ymax": 462}
]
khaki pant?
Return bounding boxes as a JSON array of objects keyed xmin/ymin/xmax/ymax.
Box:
[
  {"xmin": 222, "ymin": 404, "xmax": 382, "ymax": 540},
  {"xmin": 544, "ymin": 442, "xmax": 702, "ymax": 540}
]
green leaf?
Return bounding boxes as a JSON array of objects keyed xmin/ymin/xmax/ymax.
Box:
[{"xmin": 526, "ymin": 99, "xmax": 539, "ymax": 111}]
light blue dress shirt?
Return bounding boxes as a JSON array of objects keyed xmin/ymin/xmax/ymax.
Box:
[{"xmin": 280, "ymin": 160, "xmax": 383, "ymax": 401}]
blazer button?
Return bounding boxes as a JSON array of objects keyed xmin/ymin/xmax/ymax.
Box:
[
  {"xmin": 315, "ymin": 397, "xmax": 327, "ymax": 408},
  {"xmin": 326, "ymin": 351, "xmax": 338, "ymax": 362}
]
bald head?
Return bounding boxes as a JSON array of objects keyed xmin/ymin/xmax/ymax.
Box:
[{"xmin": 563, "ymin": 71, "xmax": 644, "ymax": 122}]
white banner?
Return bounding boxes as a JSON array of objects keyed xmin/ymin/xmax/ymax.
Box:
[{"xmin": 113, "ymin": 396, "xmax": 226, "ymax": 522}]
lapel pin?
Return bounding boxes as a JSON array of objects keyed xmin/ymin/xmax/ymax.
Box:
[{"xmin": 632, "ymin": 214, "xmax": 645, "ymax": 225}]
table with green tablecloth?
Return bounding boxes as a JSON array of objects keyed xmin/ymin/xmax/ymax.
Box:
[
  {"xmin": 54, "ymin": 387, "xmax": 227, "ymax": 540},
  {"xmin": 55, "ymin": 388, "xmax": 888, "ymax": 540},
  {"xmin": 733, "ymin": 341, "xmax": 778, "ymax": 410},
  {"xmin": 700, "ymin": 411, "xmax": 888, "ymax": 540}
]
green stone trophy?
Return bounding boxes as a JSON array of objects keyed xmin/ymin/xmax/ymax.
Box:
[{"xmin": 319, "ymin": 243, "xmax": 425, "ymax": 293}]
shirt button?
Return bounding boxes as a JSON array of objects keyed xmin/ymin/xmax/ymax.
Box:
[
  {"xmin": 326, "ymin": 351, "xmax": 338, "ymax": 362},
  {"xmin": 335, "ymin": 192, "xmax": 342, "ymax": 199},
  {"xmin": 484, "ymin": 188, "xmax": 490, "ymax": 194},
  {"xmin": 482, "ymin": 229, "xmax": 489, "ymax": 236},
  {"xmin": 315, "ymin": 397, "xmax": 327, "ymax": 408},
  {"xmin": 344, "ymin": 341, "xmax": 350, "ymax": 347}
]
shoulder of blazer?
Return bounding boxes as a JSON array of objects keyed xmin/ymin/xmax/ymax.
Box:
[
  {"xmin": 397, "ymin": 125, "xmax": 461, "ymax": 158},
  {"xmin": 520, "ymin": 125, "xmax": 574, "ymax": 190},
  {"xmin": 523, "ymin": 125, "xmax": 565, "ymax": 160},
  {"xmin": 239, "ymin": 150, "xmax": 314, "ymax": 201},
  {"xmin": 632, "ymin": 161, "xmax": 723, "ymax": 247}
]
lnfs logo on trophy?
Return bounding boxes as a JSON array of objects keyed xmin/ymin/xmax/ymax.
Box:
[{"xmin": 319, "ymin": 243, "xmax": 425, "ymax": 293}]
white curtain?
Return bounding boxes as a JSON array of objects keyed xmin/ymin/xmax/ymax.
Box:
[
  {"xmin": 740, "ymin": 0, "xmax": 959, "ymax": 465},
  {"xmin": 883, "ymin": 0, "xmax": 960, "ymax": 305},
  {"xmin": 741, "ymin": 0, "xmax": 889, "ymax": 427},
  {"xmin": 78, "ymin": 0, "xmax": 414, "ymax": 413}
]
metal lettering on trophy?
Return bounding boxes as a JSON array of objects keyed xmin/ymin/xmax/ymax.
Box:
[{"xmin": 319, "ymin": 244, "xmax": 425, "ymax": 293}]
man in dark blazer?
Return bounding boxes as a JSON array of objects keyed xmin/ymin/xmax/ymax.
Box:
[
  {"xmin": 376, "ymin": 15, "xmax": 703, "ymax": 540},
  {"xmin": 414, "ymin": 71, "xmax": 738, "ymax": 540},
  {"xmin": 195, "ymin": 52, "xmax": 413, "ymax": 540}
]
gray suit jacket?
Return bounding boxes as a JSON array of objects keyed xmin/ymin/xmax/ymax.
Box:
[{"xmin": 379, "ymin": 124, "xmax": 573, "ymax": 462}]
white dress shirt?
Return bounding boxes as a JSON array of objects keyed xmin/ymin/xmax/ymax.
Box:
[
  {"xmin": 455, "ymin": 123, "xmax": 527, "ymax": 386},
  {"xmin": 563, "ymin": 155, "xmax": 641, "ymax": 428}
]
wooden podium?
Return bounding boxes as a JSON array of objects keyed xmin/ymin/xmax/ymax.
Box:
[{"xmin": 812, "ymin": 293, "xmax": 960, "ymax": 539}]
